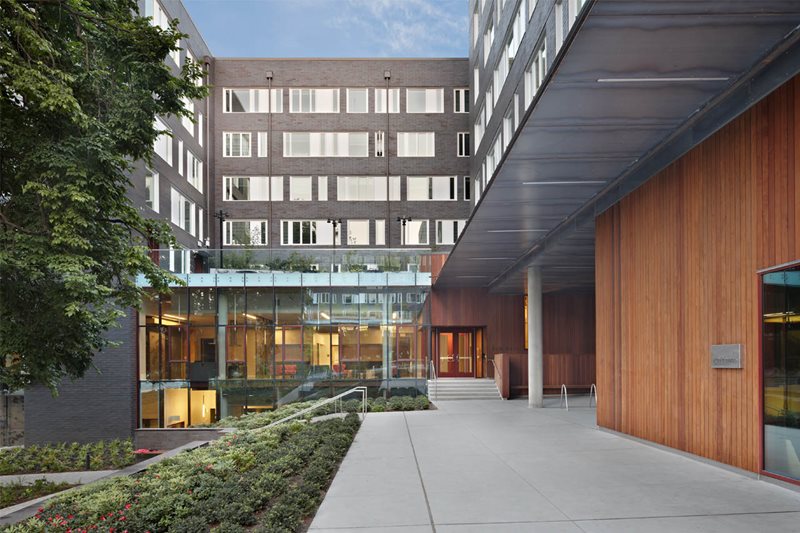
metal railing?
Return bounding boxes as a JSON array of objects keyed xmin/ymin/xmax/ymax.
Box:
[
  {"xmin": 559, "ymin": 384, "xmax": 569, "ymax": 411},
  {"xmin": 428, "ymin": 359, "xmax": 438, "ymax": 401},
  {"xmin": 254, "ymin": 386, "xmax": 368, "ymax": 432},
  {"xmin": 589, "ymin": 383, "xmax": 597, "ymax": 407},
  {"xmin": 489, "ymin": 358, "xmax": 504, "ymax": 400}
]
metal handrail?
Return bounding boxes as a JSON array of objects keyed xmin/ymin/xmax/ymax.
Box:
[
  {"xmin": 428, "ymin": 359, "xmax": 438, "ymax": 401},
  {"xmin": 559, "ymin": 384, "xmax": 569, "ymax": 411},
  {"xmin": 255, "ymin": 386, "xmax": 368, "ymax": 432},
  {"xmin": 589, "ymin": 383, "xmax": 597, "ymax": 407},
  {"xmin": 489, "ymin": 358, "xmax": 504, "ymax": 399}
]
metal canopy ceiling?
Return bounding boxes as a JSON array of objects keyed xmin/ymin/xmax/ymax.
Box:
[{"xmin": 435, "ymin": 0, "xmax": 800, "ymax": 293}]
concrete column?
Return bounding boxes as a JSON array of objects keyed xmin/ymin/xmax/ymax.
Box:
[{"xmin": 527, "ymin": 266, "xmax": 543, "ymax": 408}]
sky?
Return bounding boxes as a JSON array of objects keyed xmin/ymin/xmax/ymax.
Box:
[{"xmin": 182, "ymin": 0, "xmax": 469, "ymax": 58}]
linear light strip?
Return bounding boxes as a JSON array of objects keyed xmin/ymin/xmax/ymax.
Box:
[
  {"xmin": 487, "ymin": 229, "xmax": 547, "ymax": 233},
  {"xmin": 522, "ymin": 181, "xmax": 606, "ymax": 185},
  {"xmin": 597, "ymin": 77, "xmax": 729, "ymax": 83}
]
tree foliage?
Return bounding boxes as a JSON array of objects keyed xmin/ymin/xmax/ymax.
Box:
[{"xmin": 0, "ymin": 0, "xmax": 207, "ymax": 390}]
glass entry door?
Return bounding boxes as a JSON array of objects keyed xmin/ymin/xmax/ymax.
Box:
[{"xmin": 436, "ymin": 329, "xmax": 474, "ymax": 377}]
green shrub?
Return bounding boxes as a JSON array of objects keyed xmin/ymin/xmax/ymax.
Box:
[{"xmin": 0, "ymin": 439, "xmax": 136, "ymax": 475}]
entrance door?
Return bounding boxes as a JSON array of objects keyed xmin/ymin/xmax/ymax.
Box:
[{"xmin": 436, "ymin": 329, "xmax": 474, "ymax": 377}]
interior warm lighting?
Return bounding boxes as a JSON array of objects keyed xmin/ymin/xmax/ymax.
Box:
[
  {"xmin": 161, "ymin": 314, "xmax": 186, "ymax": 321},
  {"xmin": 597, "ymin": 77, "xmax": 729, "ymax": 83},
  {"xmin": 243, "ymin": 313, "xmax": 259, "ymax": 320},
  {"xmin": 522, "ymin": 181, "xmax": 605, "ymax": 185},
  {"xmin": 487, "ymin": 229, "xmax": 547, "ymax": 233},
  {"xmin": 320, "ymin": 312, "xmax": 331, "ymax": 320},
  {"xmin": 201, "ymin": 396, "xmax": 206, "ymax": 417}
]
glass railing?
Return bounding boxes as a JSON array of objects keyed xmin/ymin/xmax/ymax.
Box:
[{"xmin": 149, "ymin": 247, "xmax": 437, "ymax": 274}]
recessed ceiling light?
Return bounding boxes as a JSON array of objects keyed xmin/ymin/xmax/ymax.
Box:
[
  {"xmin": 597, "ymin": 77, "xmax": 728, "ymax": 83},
  {"xmin": 469, "ymin": 257, "xmax": 514, "ymax": 260},
  {"xmin": 522, "ymin": 181, "xmax": 605, "ymax": 185},
  {"xmin": 487, "ymin": 229, "xmax": 547, "ymax": 233}
]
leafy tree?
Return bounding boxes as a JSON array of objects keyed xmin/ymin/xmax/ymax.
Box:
[{"xmin": 0, "ymin": 0, "xmax": 207, "ymax": 390}]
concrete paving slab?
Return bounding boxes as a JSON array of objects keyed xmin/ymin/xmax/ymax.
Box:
[{"xmin": 309, "ymin": 399, "xmax": 800, "ymax": 532}]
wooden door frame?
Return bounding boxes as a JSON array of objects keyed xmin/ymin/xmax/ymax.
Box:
[{"xmin": 433, "ymin": 327, "xmax": 480, "ymax": 378}]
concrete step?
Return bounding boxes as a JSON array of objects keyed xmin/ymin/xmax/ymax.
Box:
[{"xmin": 427, "ymin": 379, "xmax": 501, "ymax": 400}]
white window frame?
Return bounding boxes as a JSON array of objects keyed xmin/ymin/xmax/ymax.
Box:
[
  {"xmin": 374, "ymin": 88, "xmax": 400, "ymax": 113},
  {"xmin": 397, "ymin": 132, "xmax": 435, "ymax": 158},
  {"xmin": 318, "ymin": 176, "xmax": 328, "ymax": 201},
  {"xmin": 281, "ymin": 220, "xmax": 340, "ymax": 246},
  {"xmin": 187, "ymin": 150, "xmax": 203, "ymax": 192},
  {"xmin": 336, "ymin": 176, "xmax": 400, "ymax": 201},
  {"xmin": 289, "ymin": 88, "xmax": 340, "ymax": 113},
  {"xmin": 145, "ymin": 171, "xmax": 159, "ymax": 213},
  {"xmin": 289, "ymin": 176, "xmax": 313, "ymax": 201},
  {"xmin": 457, "ymin": 132, "xmax": 470, "ymax": 157},
  {"xmin": 197, "ymin": 113, "xmax": 204, "ymax": 147},
  {"xmin": 436, "ymin": 219, "xmax": 466, "ymax": 245},
  {"xmin": 181, "ymin": 96, "xmax": 193, "ymax": 134},
  {"xmin": 375, "ymin": 131, "xmax": 385, "ymax": 157},
  {"xmin": 406, "ymin": 88, "xmax": 444, "ymax": 114},
  {"xmin": 463, "ymin": 176, "xmax": 471, "ymax": 202},
  {"xmin": 402, "ymin": 220, "xmax": 429, "ymax": 246},
  {"xmin": 407, "ymin": 176, "xmax": 457, "ymax": 201},
  {"xmin": 177, "ymin": 139, "xmax": 184, "ymax": 176},
  {"xmin": 224, "ymin": 220, "xmax": 268, "ymax": 246},
  {"xmin": 223, "ymin": 176, "xmax": 278, "ymax": 202},
  {"xmin": 223, "ymin": 132, "xmax": 251, "ymax": 157},
  {"xmin": 223, "ymin": 88, "xmax": 283, "ymax": 113},
  {"xmin": 346, "ymin": 220, "xmax": 370, "ymax": 246},
  {"xmin": 346, "ymin": 88, "xmax": 369, "ymax": 113},
  {"xmin": 454, "ymin": 88, "xmax": 470, "ymax": 113},
  {"xmin": 375, "ymin": 220, "xmax": 386, "ymax": 246},
  {"xmin": 170, "ymin": 188, "xmax": 196, "ymax": 236},
  {"xmin": 257, "ymin": 132, "xmax": 268, "ymax": 157},
  {"xmin": 153, "ymin": 118, "xmax": 172, "ymax": 165}
]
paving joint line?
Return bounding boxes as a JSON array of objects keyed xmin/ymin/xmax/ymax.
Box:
[{"xmin": 403, "ymin": 411, "xmax": 437, "ymax": 533}]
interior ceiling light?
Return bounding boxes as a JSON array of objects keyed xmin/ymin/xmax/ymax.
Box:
[
  {"xmin": 522, "ymin": 181, "xmax": 605, "ymax": 185},
  {"xmin": 469, "ymin": 257, "xmax": 515, "ymax": 260},
  {"xmin": 487, "ymin": 229, "xmax": 547, "ymax": 233},
  {"xmin": 597, "ymin": 76, "xmax": 728, "ymax": 83}
]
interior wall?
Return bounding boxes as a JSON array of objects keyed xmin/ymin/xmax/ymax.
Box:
[{"xmin": 596, "ymin": 74, "xmax": 800, "ymax": 472}]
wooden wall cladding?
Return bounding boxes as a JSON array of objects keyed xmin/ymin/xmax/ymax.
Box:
[{"xmin": 596, "ymin": 75, "xmax": 800, "ymax": 472}]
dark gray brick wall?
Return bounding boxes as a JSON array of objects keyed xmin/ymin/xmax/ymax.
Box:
[{"xmin": 24, "ymin": 311, "xmax": 139, "ymax": 444}]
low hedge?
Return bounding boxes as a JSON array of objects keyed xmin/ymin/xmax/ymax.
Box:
[
  {"xmin": 4, "ymin": 414, "xmax": 360, "ymax": 532},
  {"xmin": 0, "ymin": 480, "xmax": 73, "ymax": 509},
  {"xmin": 0, "ymin": 440, "xmax": 135, "ymax": 475}
]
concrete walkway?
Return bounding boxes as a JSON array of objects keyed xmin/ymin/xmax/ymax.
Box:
[{"xmin": 310, "ymin": 399, "xmax": 800, "ymax": 532}]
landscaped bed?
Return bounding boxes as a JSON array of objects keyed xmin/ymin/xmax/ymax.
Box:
[
  {"xmin": 3, "ymin": 410, "xmax": 361, "ymax": 532},
  {"xmin": 0, "ymin": 480, "xmax": 73, "ymax": 509},
  {"xmin": 0, "ymin": 440, "xmax": 135, "ymax": 475}
]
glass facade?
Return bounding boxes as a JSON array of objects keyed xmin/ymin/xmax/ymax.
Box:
[
  {"xmin": 139, "ymin": 285, "xmax": 430, "ymax": 427},
  {"xmin": 763, "ymin": 266, "xmax": 800, "ymax": 480}
]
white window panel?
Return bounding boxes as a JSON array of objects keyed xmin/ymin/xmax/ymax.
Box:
[
  {"xmin": 224, "ymin": 176, "xmax": 278, "ymax": 201},
  {"xmin": 463, "ymin": 176, "xmax": 471, "ymax": 202},
  {"xmin": 525, "ymin": 37, "xmax": 547, "ymax": 107},
  {"xmin": 289, "ymin": 176, "xmax": 313, "ymax": 201},
  {"xmin": 397, "ymin": 132, "xmax": 435, "ymax": 157},
  {"xmin": 198, "ymin": 113, "xmax": 204, "ymax": 147},
  {"xmin": 454, "ymin": 89, "xmax": 470, "ymax": 113},
  {"xmin": 407, "ymin": 176, "xmax": 456, "ymax": 201},
  {"xmin": 529, "ymin": 0, "xmax": 538, "ymax": 19},
  {"xmin": 283, "ymin": 132, "xmax": 368, "ymax": 157},
  {"xmin": 375, "ymin": 220, "xmax": 386, "ymax": 245},
  {"xmin": 403, "ymin": 220, "xmax": 429, "ymax": 245},
  {"xmin": 272, "ymin": 176, "xmax": 284, "ymax": 200},
  {"xmin": 177, "ymin": 140, "xmax": 183, "ymax": 176},
  {"xmin": 375, "ymin": 131, "xmax": 385, "ymax": 157},
  {"xmin": 346, "ymin": 88, "xmax": 369, "ymax": 113},
  {"xmin": 374, "ymin": 88, "xmax": 400, "ymax": 113},
  {"xmin": 473, "ymin": 68, "xmax": 480, "ymax": 102},
  {"xmin": 198, "ymin": 208, "xmax": 204, "ymax": 243},
  {"xmin": 224, "ymin": 132, "xmax": 251, "ymax": 157},
  {"xmin": 258, "ymin": 132, "xmax": 268, "ymax": 157},
  {"xmin": 347, "ymin": 220, "xmax": 369, "ymax": 246},
  {"xmin": 169, "ymin": 188, "xmax": 196, "ymax": 235},
  {"xmin": 187, "ymin": 151, "xmax": 202, "ymax": 192},
  {"xmin": 471, "ymin": 2, "xmax": 480, "ymax": 47},
  {"xmin": 281, "ymin": 220, "xmax": 339, "ymax": 245},
  {"xmin": 406, "ymin": 88, "xmax": 444, "ymax": 113},
  {"xmin": 555, "ymin": 0, "xmax": 564, "ymax": 49},
  {"xmin": 153, "ymin": 118, "xmax": 172, "ymax": 164},
  {"xmin": 224, "ymin": 220, "xmax": 268, "ymax": 246},
  {"xmin": 483, "ymin": 17, "xmax": 494, "ymax": 66},
  {"xmin": 457, "ymin": 132, "xmax": 471, "ymax": 157},
  {"xmin": 474, "ymin": 104, "xmax": 485, "ymax": 147},
  {"xmin": 146, "ymin": 0, "xmax": 170, "ymax": 30},
  {"xmin": 318, "ymin": 176, "xmax": 328, "ymax": 201},
  {"xmin": 181, "ymin": 97, "xmax": 193, "ymax": 133},
  {"xmin": 503, "ymin": 106, "xmax": 514, "ymax": 151},
  {"xmin": 145, "ymin": 171, "xmax": 159, "ymax": 213},
  {"xmin": 224, "ymin": 88, "xmax": 282, "ymax": 113},
  {"xmin": 337, "ymin": 176, "xmax": 400, "ymax": 201},
  {"xmin": 289, "ymin": 88, "xmax": 340, "ymax": 113},
  {"xmin": 436, "ymin": 219, "xmax": 466, "ymax": 245}
]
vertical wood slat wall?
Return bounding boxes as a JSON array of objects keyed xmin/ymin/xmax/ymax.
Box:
[{"xmin": 595, "ymin": 75, "xmax": 800, "ymax": 472}]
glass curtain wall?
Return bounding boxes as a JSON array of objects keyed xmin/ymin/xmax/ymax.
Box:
[{"xmin": 139, "ymin": 284, "xmax": 430, "ymax": 427}]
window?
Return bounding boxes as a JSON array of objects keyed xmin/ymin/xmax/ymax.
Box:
[
  {"xmin": 454, "ymin": 89, "xmax": 470, "ymax": 113},
  {"xmin": 569, "ymin": 0, "xmax": 586, "ymax": 26},
  {"xmin": 289, "ymin": 176, "xmax": 312, "ymax": 201},
  {"xmin": 347, "ymin": 220, "xmax": 369, "ymax": 245},
  {"xmin": 474, "ymin": 104, "xmax": 485, "ymax": 147},
  {"xmin": 471, "ymin": 2, "xmax": 480, "ymax": 47},
  {"xmin": 503, "ymin": 106, "xmax": 514, "ymax": 151},
  {"xmin": 198, "ymin": 208, "xmax": 204, "ymax": 243},
  {"xmin": 258, "ymin": 132, "xmax": 268, "ymax": 157},
  {"xmin": 397, "ymin": 132, "xmax": 435, "ymax": 157},
  {"xmin": 375, "ymin": 220, "xmax": 386, "ymax": 245},
  {"xmin": 375, "ymin": 131, "xmax": 385, "ymax": 157},
  {"xmin": 514, "ymin": 93, "xmax": 520, "ymax": 131},
  {"xmin": 145, "ymin": 171, "xmax": 159, "ymax": 212},
  {"xmin": 289, "ymin": 88, "xmax": 340, "ymax": 113},
  {"xmin": 181, "ymin": 97, "xmax": 193, "ymax": 133},
  {"xmin": 436, "ymin": 220, "xmax": 466, "ymax": 245},
  {"xmin": 224, "ymin": 220, "xmax": 268, "ymax": 246},
  {"xmin": 197, "ymin": 113, "xmax": 204, "ymax": 146},
  {"xmin": 407, "ymin": 176, "xmax": 456, "ymax": 201},
  {"xmin": 346, "ymin": 88, "xmax": 368, "ymax": 113},
  {"xmin": 224, "ymin": 132, "xmax": 251, "ymax": 157},
  {"xmin": 187, "ymin": 151, "xmax": 202, "ymax": 192},
  {"xmin": 464, "ymin": 176, "xmax": 471, "ymax": 201},
  {"xmin": 529, "ymin": 0, "xmax": 538, "ymax": 19},
  {"xmin": 146, "ymin": 0, "xmax": 169, "ymax": 30},
  {"xmin": 374, "ymin": 88, "xmax": 400, "ymax": 113},
  {"xmin": 170, "ymin": 43, "xmax": 181, "ymax": 67},
  {"xmin": 153, "ymin": 118, "xmax": 172, "ymax": 164},
  {"xmin": 486, "ymin": 131, "xmax": 503, "ymax": 179},
  {"xmin": 555, "ymin": 0, "xmax": 564, "ymax": 49},
  {"xmin": 457, "ymin": 132, "xmax": 471, "ymax": 157},
  {"xmin": 337, "ymin": 176, "xmax": 400, "ymax": 201},
  {"xmin": 170, "ymin": 188, "xmax": 195, "ymax": 236},
  {"xmin": 525, "ymin": 37, "xmax": 547, "ymax": 107},
  {"xmin": 186, "ymin": 50, "xmax": 202, "ymax": 87},
  {"xmin": 406, "ymin": 89, "xmax": 444, "ymax": 113},
  {"xmin": 318, "ymin": 176, "xmax": 328, "ymax": 201},
  {"xmin": 223, "ymin": 176, "xmax": 281, "ymax": 201},
  {"xmin": 485, "ymin": 87, "xmax": 493, "ymax": 121},
  {"xmin": 483, "ymin": 17, "xmax": 494, "ymax": 66},
  {"xmin": 473, "ymin": 69, "xmax": 480, "ymax": 102},
  {"xmin": 281, "ymin": 220, "xmax": 339, "ymax": 245},
  {"xmin": 224, "ymin": 88, "xmax": 282, "ymax": 113},
  {"xmin": 402, "ymin": 220, "xmax": 429, "ymax": 245},
  {"xmin": 177, "ymin": 140, "xmax": 183, "ymax": 175},
  {"xmin": 283, "ymin": 132, "xmax": 369, "ymax": 157}
]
